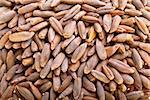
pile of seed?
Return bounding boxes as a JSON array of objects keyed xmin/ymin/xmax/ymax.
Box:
[{"xmin": 1, "ymin": 0, "xmax": 150, "ymax": 99}]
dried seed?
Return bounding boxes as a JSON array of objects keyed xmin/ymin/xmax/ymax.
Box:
[
  {"xmin": 103, "ymin": 14, "xmax": 112, "ymax": 32},
  {"xmin": 29, "ymin": 21, "xmax": 48, "ymax": 32},
  {"xmin": 40, "ymin": 58, "xmax": 53, "ymax": 79},
  {"xmin": 73, "ymin": 77, "xmax": 82, "ymax": 99},
  {"xmin": 84, "ymin": 54, "xmax": 98, "ymax": 74},
  {"xmin": 131, "ymin": 48, "xmax": 143, "ymax": 69},
  {"xmin": 63, "ymin": 21, "xmax": 76, "ymax": 38},
  {"xmin": 140, "ymin": 74, "xmax": 150, "ymax": 89},
  {"xmin": 58, "ymin": 75, "xmax": 72, "ymax": 93},
  {"xmin": 126, "ymin": 91, "xmax": 144, "ymax": 100},
  {"xmin": 18, "ymin": 3, "xmax": 38, "ymax": 14},
  {"xmin": 9, "ymin": 31, "xmax": 35, "ymax": 42},
  {"xmin": 71, "ymin": 43, "xmax": 87, "ymax": 63},
  {"xmin": 29, "ymin": 82, "xmax": 42, "ymax": 100},
  {"xmin": 53, "ymin": 76, "xmax": 61, "ymax": 92},
  {"xmin": 121, "ymin": 74, "xmax": 134, "ymax": 85},
  {"xmin": 39, "ymin": 81, "xmax": 52, "ymax": 93},
  {"xmin": 110, "ymin": 15, "xmax": 121, "ymax": 33},
  {"xmin": 40, "ymin": 43, "xmax": 51, "ymax": 67},
  {"xmin": 6, "ymin": 65, "xmax": 17, "ymax": 81},
  {"xmin": 83, "ymin": 76, "xmax": 96, "ymax": 92},
  {"xmin": 0, "ymin": 10, "xmax": 16, "ymax": 24},
  {"xmin": 108, "ymin": 58, "xmax": 134, "ymax": 74},
  {"xmin": 16, "ymin": 85, "xmax": 34, "ymax": 100},
  {"xmin": 102, "ymin": 65, "xmax": 114, "ymax": 80},
  {"xmin": 110, "ymin": 67, "xmax": 123, "ymax": 85},
  {"xmin": 131, "ymin": 67, "xmax": 143, "ymax": 90},
  {"xmin": 96, "ymin": 39, "xmax": 107, "ymax": 60},
  {"xmin": 51, "ymin": 52, "xmax": 65, "ymax": 70},
  {"xmin": 91, "ymin": 70, "xmax": 110, "ymax": 83}
]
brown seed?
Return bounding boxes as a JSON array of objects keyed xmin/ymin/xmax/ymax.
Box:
[
  {"xmin": 6, "ymin": 50, "xmax": 15, "ymax": 70},
  {"xmin": 102, "ymin": 65, "xmax": 114, "ymax": 80},
  {"xmin": 40, "ymin": 58, "xmax": 53, "ymax": 79},
  {"xmin": 118, "ymin": 0, "xmax": 127, "ymax": 10},
  {"xmin": 0, "ymin": 10, "xmax": 16, "ymax": 24},
  {"xmin": 53, "ymin": 76, "xmax": 61, "ymax": 92},
  {"xmin": 73, "ymin": 11, "xmax": 86, "ymax": 20},
  {"xmin": 96, "ymin": 39, "xmax": 107, "ymax": 60},
  {"xmin": 131, "ymin": 48, "xmax": 143, "ymax": 69},
  {"xmin": 63, "ymin": 4, "xmax": 81, "ymax": 21},
  {"xmin": 59, "ymin": 83, "xmax": 73, "ymax": 99},
  {"xmin": 39, "ymin": 81, "xmax": 52, "ymax": 93},
  {"xmin": 49, "ymin": 17, "xmax": 63, "ymax": 35},
  {"xmin": 105, "ymin": 91, "xmax": 115, "ymax": 100},
  {"xmin": 91, "ymin": 70, "xmax": 110, "ymax": 83},
  {"xmin": 84, "ymin": 54, "xmax": 98, "ymax": 74},
  {"xmin": 0, "ymin": 31, "xmax": 11, "ymax": 49},
  {"xmin": 135, "ymin": 16, "xmax": 149, "ymax": 36},
  {"xmin": 140, "ymin": 74, "xmax": 150, "ymax": 89},
  {"xmin": 110, "ymin": 15, "xmax": 121, "ymax": 33},
  {"xmin": 18, "ymin": 3, "xmax": 38, "ymax": 14},
  {"xmin": 63, "ymin": 21, "xmax": 76, "ymax": 38},
  {"xmin": 132, "ymin": 0, "xmax": 144, "ymax": 10},
  {"xmin": 26, "ymin": 72, "xmax": 39, "ymax": 81},
  {"xmin": 109, "ymin": 81, "xmax": 117, "ymax": 92},
  {"xmin": 29, "ymin": 82, "xmax": 42, "ymax": 100},
  {"xmin": 131, "ymin": 67, "xmax": 143, "ymax": 90},
  {"xmin": 51, "ymin": 52, "xmax": 65, "ymax": 70},
  {"xmin": 22, "ymin": 46, "xmax": 32, "ymax": 59},
  {"xmin": 6, "ymin": 65, "xmax": 17, "ymax": 81},
  {"xmin": 1, "ymin": 85, "xmax": 14, "ymax": 100},
  {"xmin": 0, "ymin": 74, "xmax": 8, "ymax": 96},
  {"xmin": 33, "ymin": 10, "xmax": 55, "ymax": 17},
  {"xmin": 61, "ymin": 57, "xmax": 69, "ymax": 73},
  {"xmin": 69, "ymin": 61, "xmax": 80, "ymax": 72},
  {"xmin": 42, "ymin": 92, "xmax": 49, "ymax": 100},
  {"xmin": 77, "ymin": 21, "xmax": 86, "ymax": 39},
  {"xmin": 121, "ymin": 74, "xmax": 134, "ymax": 85},
  {"xmin": 40, "ymin": 43, "xmax": 51, "ymax": 67},
  {"xmin": 126, "ymin": 91, "xmax": 144, "ymax": 100},
  {"xmin": 103, "ymin": 14, "xmax": 112, "ymax": 32},
  {"xmin": 26, "ymin": 17, "xmax": 44, "ymax": 25},
  {"xmin": 9, "ymin": 31, "xmax": 35, "ymax": 42},
  {"xmin": 108, "ymin": 58, "xmax": 134, "ymax": 74},
  {"xmin": 110, "ymin": 67, "xmax": 123, "ymax": 85},
  {"xmin": 139, "ymin": 69, "xmax": 150, "ymax": 76},
  {"xmin": 83, "ymin": 76, "xmax": 96, "ymax": 92},
  {"xmin": 58, "ymin": 75, "xmax": 72, "ymax": 93},
  {"xmin": 73, "ymin": 77, "xmax": 82, "ymax": 99},
  {"xmin": 38, "ymin": 28, "xmax": 48, "ymax": 40},
  {"xmin": 16, "ymin": 85, "xmax": 34, "ymax": 100},
  {"xmin": 29, "ymin": 21, "xmax": 48, "ymax": 32},
  {"xmin": 71, "ymin": 43, "xmax": 87, "ymax": 63}
]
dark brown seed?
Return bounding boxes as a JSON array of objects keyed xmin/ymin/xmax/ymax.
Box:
[
  {"xmin": 29, "ymin": 82, "xmax": 42, "ymax": 100},
  {"xmin": 16, "ymin": 85, "xmax": 34, "ymax": 100}
]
